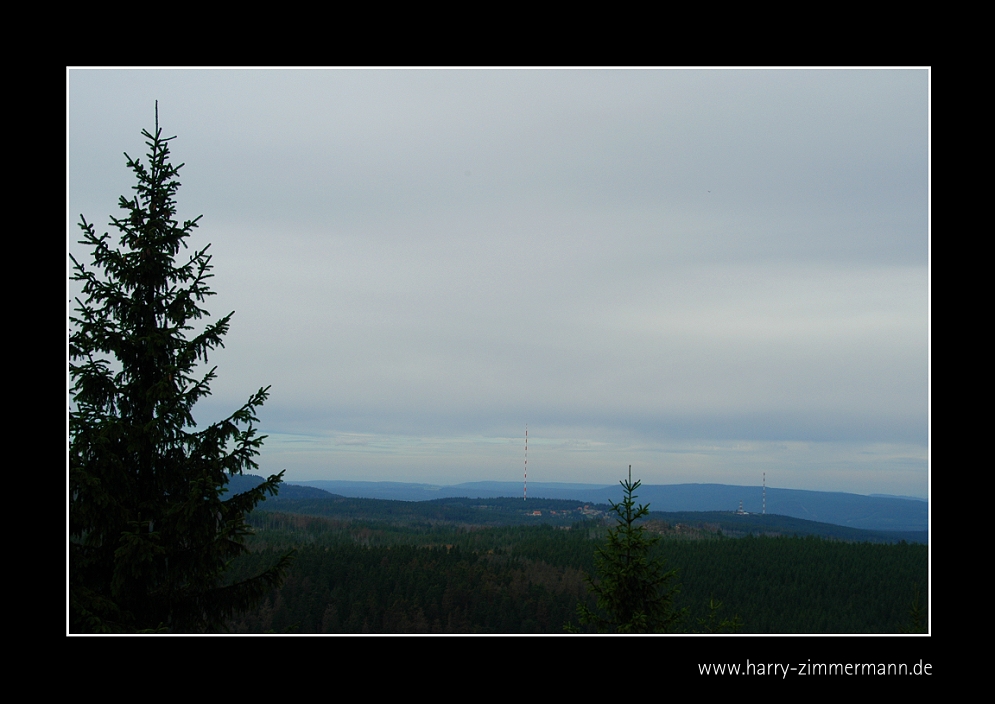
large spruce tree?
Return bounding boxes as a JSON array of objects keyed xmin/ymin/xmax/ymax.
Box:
[{"xmin": 69, "ymin": 106, "xmax": 291, "ymax": 633}]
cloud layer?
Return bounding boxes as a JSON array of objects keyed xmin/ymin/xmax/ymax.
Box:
[{"xmin": 68, "ymin": 69, "xmax": 929, "ymax": 496}]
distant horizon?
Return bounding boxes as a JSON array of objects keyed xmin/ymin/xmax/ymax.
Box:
[{"xmin": 278, "ymin": 476, "xmax": 928, "ymax": 502}]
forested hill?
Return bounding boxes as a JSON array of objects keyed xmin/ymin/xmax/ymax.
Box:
[
  {"xmin": 225, "ymin": 475, "xmax": 341, "ymax": 501},
  {"xmin": 223, "ymin": 476, "xmax": 928, "ymax": 633},
  {"xmin": 230, "ymin": 512, "xmax": 928, "ymax": 633},
  {"xmin": 227, "ymin": 476, "xmax": 927, "ymax": 533},
  {"xmin": 226, "ymin": 475, "xmax": 924, "ymax": 543}
]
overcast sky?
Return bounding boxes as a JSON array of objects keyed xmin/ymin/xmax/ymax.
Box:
[{"xmin": 67, "ymin": 69, "xmax": 929, "ymax": 497}]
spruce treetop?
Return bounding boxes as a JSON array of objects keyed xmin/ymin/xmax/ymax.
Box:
[{"xmin": 575, "ymin": 466, "xmax": 682, "ymax": 633}]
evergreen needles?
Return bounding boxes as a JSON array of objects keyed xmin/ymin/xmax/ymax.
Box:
[
  {"xmin": 69, "ymin": 105, "xmax": 291, "ymax": 633},
  {"xmin": 575, "ymin": 466, "xmax": 682, "ymax": 633}
]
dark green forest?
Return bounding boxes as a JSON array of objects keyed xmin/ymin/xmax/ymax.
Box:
[{"xmin": 224, "ymin": 507, "xmax": 927, "ymax": 634}]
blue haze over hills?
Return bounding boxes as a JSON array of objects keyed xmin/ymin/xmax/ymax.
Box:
[{"xmin": 285, "ymin": 480, "xmax": 927, "ymax": 533}]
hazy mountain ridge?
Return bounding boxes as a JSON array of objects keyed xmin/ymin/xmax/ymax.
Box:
[
  {"xmin": 226, "ymin": 475, "xmax": 927, "ymax": 534},
  {"xmin": 292, "ymin": 480, "xmax": 928, "ymax": 533}
]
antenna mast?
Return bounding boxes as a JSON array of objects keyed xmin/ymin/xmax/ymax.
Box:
[
  {"xmin": 524, "ymin": 424, "xmax": 528, "ymax": 501},
  {"xmin": 763, "ymin": 472, "xmax": 766, "ymax": 515}
]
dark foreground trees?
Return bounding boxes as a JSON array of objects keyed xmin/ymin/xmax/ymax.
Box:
[
  {"xmin": 575, "ymin": 466, "xmax": 683, "ymax": 633},
  {"xmin": 69, "ymin": 106, "xmax": 291, "ymax": 632}
]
